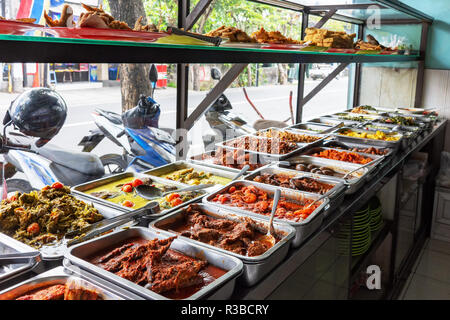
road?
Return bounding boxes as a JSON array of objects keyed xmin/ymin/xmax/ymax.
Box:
[{"xmin": 0, "ymin": 77, "xmax": 349, "ymax": 159}]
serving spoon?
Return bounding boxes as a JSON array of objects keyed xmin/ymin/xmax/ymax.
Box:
[
  {"xmin": 136, "ymin": 183, "xmax": 214, "ymax": 200},
  {"xmin": 232, "ymin": 165, "xmax": 250, "ymax": 181},
  {"xmin": 261, "ymin": 189, "xmax": 281, "ymax": 247}
]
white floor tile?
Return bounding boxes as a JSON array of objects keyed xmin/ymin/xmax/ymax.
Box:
[
  {"xmin": 403, "ymin": 274, "xmax": 450, "ymax": 300},
  {"xmin": 415, "ymin": 249, "xmax": 450, "ymax": 284}
]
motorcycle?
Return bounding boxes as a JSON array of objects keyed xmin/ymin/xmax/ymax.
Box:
[
  {"xmin": 78, "ymin": 95, "xmax": 176, "ymax": 174},
  {"xmin": 0, "ymin": 88, "xmax": 105, "ymax": 194},
  {"xmin": 203, "ymin": 67, "xmax": 290, "ymax": 150},
  {"xmin": 79, "ymin": 64, "xmax": 176, "ymax": 174}
]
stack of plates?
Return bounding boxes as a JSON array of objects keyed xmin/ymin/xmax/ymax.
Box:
[
  {"xmin": 337, "ymin": 206, "xmax": 371, "ymax": 256},
  {"xmin": 368, "ymin": 196, "xmax": 383, "ymax": 233}
]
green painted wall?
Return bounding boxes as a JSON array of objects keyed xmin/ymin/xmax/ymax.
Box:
[
  {"xmin": 377, "ymin": 0, "xmax": 450, "ymax": 70},
  {"xmin": 402, "ymin": 0, "xmax": 450, "ymax": 69}
]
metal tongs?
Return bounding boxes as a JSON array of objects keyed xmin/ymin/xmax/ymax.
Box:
[
  {"xmin": 0, "ymin": 251, "xmax": 41, "ymax": 266},
  {"xmin": 167, "ymin": 26, "xmax": 223, "ymax": 46},
  {"xmin": 64, "ymin": 201, "xmax": 161, "ymax": 247}
]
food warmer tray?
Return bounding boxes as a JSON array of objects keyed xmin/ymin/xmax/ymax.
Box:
[
  {"xmin": 243, "ymin": 165, "xmax": 346, "ymax": 216},
  {"xmin": 149, "ymin": 203, "xmax": 295, "ymax": 286},
  {"xmin": 215, "ymin": 133, "xmax": 325, "ymax": 161},
  {"xmin": 203, "ymin": 180, "xmax": 329, "ymax": 247},
  {"xmin": 64, "ymin": 227, "xmax": 243, "ymax": 300},
  {"xmin": 276, "ymin": 156, "xmax": 369, "ymax": 195},
  {"xmin": 330, "ymin": 112, "xmax": 384, "ymax": 121},
  {"xmin": 189, "ymin": 149, "xmax": 273, "ymax": 174},
  {"xmin": 307, "ymin": 117, "xmax": 348, "ymax": 127},
  {"xmin": 331, "ymin": 127, "xmax": 404, "ymax": 151},
  {"xmin": 299, "ymin": 146, "xmax": 383, "ymax": 179},
  {"xmin": 254, "ymin": 126, "xmax": 332, "ymax": 144},
  {"xmin": 0, "ymin": 233, "xmax": 42, "ymax": 286},
  {"xmin": 288, "ymin": 122, "xmax": 338, "ymax": 134},
  {"xmin": 71, "ymin": 172, "xmax": 205, "ymax": 220},
  {"xmin": 322, "ymin": 140, "xmax": 396, "ymax": 163},
  {"xmin": 0, "ymin": 196, "xmax": 132, "ymax": 261},
  {"xmin": 143, "ymin": 160, "xmax": 236, "ymax": 191},
  {"xmin": 375, "ymin": 112, "xmax": 429, "ymax": 130},
  {"xmin": 0, "ymin": 266, "xmax": 142, "ymax": 300},
  {"xmin": 356, "ymin": 122, "xmax": 421, "ymax": 143}
]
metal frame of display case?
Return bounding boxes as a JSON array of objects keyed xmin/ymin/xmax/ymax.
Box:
[{"xmin": 0, "ymin": 0, "xmax": 441, "ymax": 300}]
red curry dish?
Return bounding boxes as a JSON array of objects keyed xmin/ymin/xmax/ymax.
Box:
[
  {"xmin": 89, "ymin": 236, "xmax": 226, "ymax": 299},
  {"xmin": 16, "ymin": 283, "xmax": 101, "ymax": 300},
  {"xmin": 211, "ymin": 185, "xmax": 321, "ymax": 222},
  {"xmin": 164, "ymin": 205, "xmax": 276, "ymax": 257},
  {"xmin": 223, "ymin": 136, "xmax": 297, "ymax": 155},
  {"xmin": 252, "ymin": 173, "xmax": 334, "ymax": 195}
]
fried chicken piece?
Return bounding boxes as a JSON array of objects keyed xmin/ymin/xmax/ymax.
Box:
[
  {"xmin": 134, "ymin": 16, "xmax": 159, "ymax": 32},
  {"xmin": 78, "ymin": 3, "xmax": 131, "ymax": 30},
  {"xmin": 206, "ymin": 26, "xmax": 255, "ymax": 43},
  {"xmin": 251, "ymin": 27, "xmax": 300, "ymax": 44},
  {"xmin": 0, "ymin": 16, "xmax": 5, "ymax": 20},
  {"xmin": 44, "ymin": 4, "xmax": 74, "ymax": 27}
]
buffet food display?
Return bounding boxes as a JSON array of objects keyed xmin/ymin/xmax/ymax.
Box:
[
  {"xmin": 0, "ymin": 184, "xmax": 103, "ymax": 248},
  {"xmin": 0, "ymin": 104, "xmax": 439, "ymax": 299}
]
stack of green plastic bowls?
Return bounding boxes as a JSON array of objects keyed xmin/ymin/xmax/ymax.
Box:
[
  {"xmin": 337, "ymin": 205, "xmax": 372, "ymax": 256},
  {"xmin": 368, "ymin": 196, "xmax": 383, "ymax": 233}
]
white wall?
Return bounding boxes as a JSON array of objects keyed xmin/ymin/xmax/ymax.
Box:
[{"xmin": 360, "ymin": 67, "xmax": 449, "ymax": 151}]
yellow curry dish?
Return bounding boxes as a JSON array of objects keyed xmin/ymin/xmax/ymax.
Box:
[
  {"xmin": 338, "ymin": 129, "xmax": 401, "ymax": 142},
  {"xmin": 0, "ymin": 183, "xmax": 104, "ymax": 248},
  {"xmin": 86, "ymin": 176, "xmax": 203, "ymax": 210},
  {"xmin": 159, "ymin": 168, "xmax": 231, "ymax": 186}
]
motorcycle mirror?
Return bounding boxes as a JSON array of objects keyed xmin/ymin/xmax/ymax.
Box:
[
  {"xmin": 211, "ymin": 68, "xmax": 222, "ymax": 80},
  {"xmin": 149, "ymin": 64, "xmax": 158, "ymax": 84}
]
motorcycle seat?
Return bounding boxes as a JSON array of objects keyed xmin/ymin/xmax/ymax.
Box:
[{"xmin": 36, "ymin": 143, "xmax": 104, "ymax": 176}]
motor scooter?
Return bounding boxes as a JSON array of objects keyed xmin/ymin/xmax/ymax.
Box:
[{"xmin": 203, "ymin": 67, "xmax": 290, "ymax": 150}]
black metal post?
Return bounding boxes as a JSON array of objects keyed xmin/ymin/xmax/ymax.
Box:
[
  {"xmin": 296, "ymin": 11, "xmax": 309, "ymax": 123},
  {"xmin": 176, "ymin": 0, "xmax": 190, "ymax": 160},
  {"xmin": 352, "ymin": 24, "xmax": 364, "ymax": 109},
  {"xmin": 414, "ymin": 22, "xmax": 429, "ymax": 107}
]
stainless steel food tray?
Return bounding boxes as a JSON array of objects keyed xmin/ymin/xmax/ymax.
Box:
[
  {"xmin": 0, "ymin": 233, "xmax": 41, "ymax": 285},
  {"xmin": 0, "ymin": 196, "xmax": 130, "ymax": 261},
  {"xmin": 356, "ymin": 122, "xmax": 421, "ymax": 144},
  {"xmin": 203, "ymin": 180, "xmax": 329, "ymax": 247},
  {"xmin": 374, "ymin": 113, "xmax": 428, "ymax": 129},
  {"xmin": 330, "ymin": 112, "xmax": 383, "ymax": 121},
  {"xmin": 243, "ymin": 165, "xmax": 346, "ymax": 216},
  {"xmin": 64, "ymin": 227, "xmax": 243, "ymax": 300},
  {"xmin": 288, "ymin": 122, "xmax": 337, "ymax": 134},
  {"xmin": 143, "ymin": 160, "xmax": 236, "ymax": 191},
  {"xmin": 216, "ymin": 133, "xmax": 323, "ymax": 161},
  {"xmin": 149, "ymin": 203, "xmax": 295, "ymax": 286},
  {"xmin": 322, "ymin": 140, "xmax": 396, "ymax": 160},
  {"xmin": 71, "ymin": 172, "xmax": 205, "ymax": 220},
  {"xmin": 280, "ymin": 156, "xmax": 369, "ymax": 194},
  {"xmin": 189, "ymin": 149, "xmax": 272, "ymax": 174},
  {"xmin": 332, "ymin": 127, "xmax": 404, "ymax": 150},
  {"xmin": 254, "ymin": 127, "xmax": 331, "ymax": 144},
  {"xmin": 0, "ymin": 266, "xmax": 142, "ymax": 300},
  {"xmin": 307, "ymin": 117, "xmax": 347, "ymax": 127}
]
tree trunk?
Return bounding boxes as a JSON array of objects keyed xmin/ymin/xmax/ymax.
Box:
[
  {"xmin": 277, "ymin": 64, "xmax": 288, "ymax": 85},
  {"xmin": 191, "ymin": 0, "xmax": 215, "ymax": 91},
  {"xmin": 108, "ymin": 0, "xmax": 152, "ymax": 111}
]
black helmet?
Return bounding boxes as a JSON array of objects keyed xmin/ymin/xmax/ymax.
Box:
[{"xmin": 4, "ymin": 88, "xmax": 67, "ymax": 146}]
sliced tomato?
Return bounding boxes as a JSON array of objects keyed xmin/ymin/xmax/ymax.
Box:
[
  {"xmin": 122, "ymin": 200, "xmax": 134, "ymax": 207},
  {"xmin": 122, "ymin": 184, "xmax": 133, "ymax": 193},
  {"xmin": 132, "ymin": 179, "xmax": 143, "ymax": 187},
  {"xmin": 170, "ymin": 198, "xmax": 183, "ymax": 207},
  {"xmin": 51, "ymin": 182, "xmax": 64, "ymax": 189}
]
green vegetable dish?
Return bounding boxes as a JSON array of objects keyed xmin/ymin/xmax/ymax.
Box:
[{"xmin": 0, "ymin": 185, "xmax": 103, "ymax": 248}]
